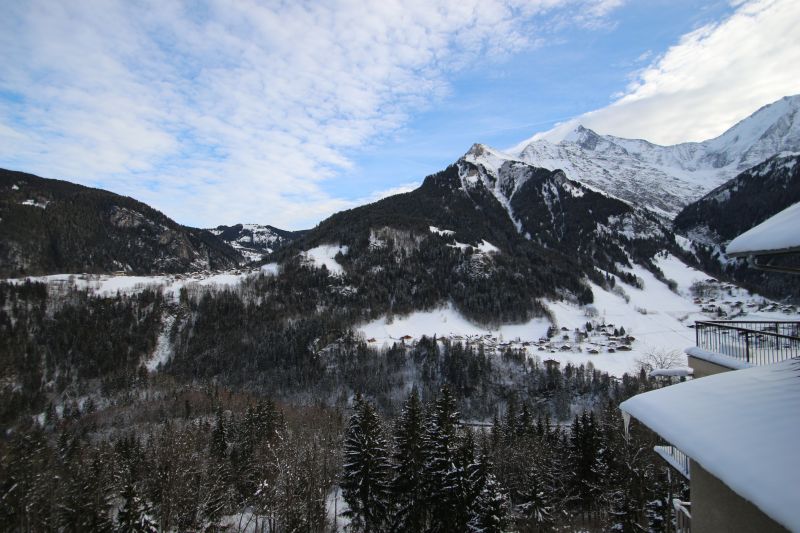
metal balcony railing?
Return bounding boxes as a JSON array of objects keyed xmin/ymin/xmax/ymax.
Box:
[
  {"xmin": 695, "ymin": 321, "xmax": 800, "ymax": 365},
  {"xmin": 654, "ymin": 445, "xmax": 690, "ymax": 479},
  {"xmin": 673, "ymin": 499, "xmax": 691, "ymax": 533}
]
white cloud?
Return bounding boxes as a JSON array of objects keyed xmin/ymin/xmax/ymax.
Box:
[
  {"xmin": 537, "ymin": 0, "xmax": 800, "ymax": 145},
  {"xmin": 0, "ymin": 0, "xmax": 621, "ymax": 229}
]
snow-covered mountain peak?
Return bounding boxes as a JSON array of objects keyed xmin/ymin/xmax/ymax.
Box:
[
  {"xmin": 463, "ymin": 143, "xmax": 513, "ymax": 175},
  {"xmin": 702, "ymin": 94, "xmax": 800, "ymax": 168},
  {"xmin": 504, "ymin": 95, "xmax": 800, "ymax": 217}
]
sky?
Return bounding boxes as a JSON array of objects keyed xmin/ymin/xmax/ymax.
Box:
[{"xmin": 1, "ymin": 0, "xmax": 799, "ymax": 230}]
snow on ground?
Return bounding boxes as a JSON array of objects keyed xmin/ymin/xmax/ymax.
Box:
[
  {"xmin": 429, "ymin": 225, "xmax": 455, "ymax": 236},
  {"xmin": 147, "ymin": 314, "xmax": 175, "ymax": 371},
  {"xmin": 477, "ymin": 240, "xmax": 500, "ymax": 254},
  {"xmin": 20, "ymin": 199, "xmax": 48, "ymax": 209},
  {"xmin": 7, "ymin": 254, "xmax": 797, "ymax": 379},
  {"xmin": 448, "ymin": 241, "xmax": 471, "ymax": 251},
  {"xmin": 360, "ymin": 303, "xmax": 549, "ymax": 345},
  {"xmin": 447, "ymin": 239, "xmax": 500, "ymax": 255},
  {"xmin": 260, "ymin": 262, "xmax": 280, "ymax": 275},
  {"xmin": 359, "ymin": 254, "xmax": 800, "ymax": 377},
  {"xmin": 5, "ymin": 266, "xmax": 280, "ymax": 299},
  {"xmin": 301, "ymin": 244, "xmax": 349, "ymax": 275}
]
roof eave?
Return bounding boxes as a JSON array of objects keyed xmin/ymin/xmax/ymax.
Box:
[{"xmin": 726, "ymin": 245, "xmax": 800, "ymax": 258}]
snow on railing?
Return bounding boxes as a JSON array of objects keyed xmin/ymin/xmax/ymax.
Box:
[
  {"xmin": 695, "ymin": 321, "xmax": 800, "ymax": 365},
  {"xmin": 673, "ymin": 499, "xmax": 691, "ymax": 533},
  {"xmin": 655, "ymin": 444, "xmax": 690, "ymax": 479}
]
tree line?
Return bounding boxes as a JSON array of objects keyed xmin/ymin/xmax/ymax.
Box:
[{"xmin": 342, "ymin": 387, "xmax": 687, "ymax": 533}]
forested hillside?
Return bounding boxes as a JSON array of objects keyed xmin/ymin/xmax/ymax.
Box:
[
  {"xmin": 674, "ymin": 154, "xmax": 800, "ymax": 300},
  {"xmin": 0, "ymin": 168, "xmax": 242, "ymax": 276},
  {"xmin": 275, "ymin": 160, "xmax": 677, "ymax": 324},
  {"xmin": 0, "ymin": 271, "xmax": 686, "ymax": 530}
]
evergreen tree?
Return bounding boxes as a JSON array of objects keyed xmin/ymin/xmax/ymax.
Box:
[
  {"xmin": 468, "ymin": 473, "xmax": 509, "ymax": 533},
  {"xmin": 117, "ymin": 477, "xmax": 157, "ymax": 533},
  {"xmin": 341, "ymin": 394, "xmax": 391, "ymax": 533},
  {"xmin": 390, "ymin": 390, "xmax": 427, "ymax": 532},
  {"xmin": 210, "ymin": 405, "xmax": 227, "ymax": 460},
  {"xmin": 517, "ymin": 403, "xmax": 533, "ymax": 437},
  {"xmin": 424, "ymin": 386, "xmax": 469, "ymax": 533}
]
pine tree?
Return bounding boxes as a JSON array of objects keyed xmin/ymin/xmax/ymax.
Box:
[
  {"xmin": 117, "ymin": 476, "xmax": 157, "ymax": 533},
  {"xmin": 390, "ymin": 390, "xmax": 427, "ymax": 532},
  {"xmin": 502, "ymin": 394, "xmax": 518, "ymax": 444},
  {"xmin": 424, "ymin": 386, "xmax": 469, "ymax": 533},
  {"xmin": 341, "ymin": 394, "xmax": 391, "ymax": 533},
  {"xmin": 210, "ymin": 405, "xmax": 227, "ymax": 460},
  {"xmin": 468, "ymin": 474, "xmax": 509, "ymax": 533},
  {"xmin": 517, "ymin": 403, "xmax": 533, "ymax": 437}
]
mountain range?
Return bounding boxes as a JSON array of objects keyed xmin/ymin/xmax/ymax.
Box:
[
  {"xmin": 2, "ymin": 95, "xmax": 799, "ymax": 308},
  {"xmin": 506, "ymin": 95, "xmax": 800, "ymax": 217}
]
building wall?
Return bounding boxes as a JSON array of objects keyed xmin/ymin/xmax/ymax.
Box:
[
  {"xmin": 691, "ymin": 460, "xmax": 789, "ymax": 533},
  {"xmin": 687, "ymin": 356, "xmax": 734, "ymax": 378}
]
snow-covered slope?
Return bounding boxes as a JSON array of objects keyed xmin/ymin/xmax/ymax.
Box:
[
  {"xmin": 460, "ymin": 143, "xmax": 667, "ymax": 243},
  {"xmin": 507, "ymin": 95, "xmax": 800, "ymax": 217},
  {"xmin": 359, "ymin": 253, "xmax": 799, "ymax": 377}
]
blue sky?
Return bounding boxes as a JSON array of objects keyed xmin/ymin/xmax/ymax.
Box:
[
  {"xmin": 1, "ymin": 0, "xmax": 799, "ymax": 229},
  {"xmin": 333, "ymin": 0, "xmax": 740, "ymax": 201}
]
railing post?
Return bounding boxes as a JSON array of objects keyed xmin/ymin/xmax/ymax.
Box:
[{"xmin": 744, "ymin": 331, "xmax": 750, "ymax": 363}]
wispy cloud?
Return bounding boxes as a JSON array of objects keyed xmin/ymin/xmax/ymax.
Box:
[
  {"xmin": 531, "ymin": 0, "xmax": 800, "ymax": 145},
  {"xmin": 0, "ymin": 0, "xmax": 621, "ymax": 229}
]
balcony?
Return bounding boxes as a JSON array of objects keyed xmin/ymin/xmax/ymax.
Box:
[
  {"xmin": 654, "ymin": 444, "xmax": 690, "ymax": 479},
  {"xmin": 673, "ymin": 499, "xmax": 691, "ymax": 533},
  {"xmin": 694, "ymin": 321, "xmax": 800, "ymax": 366}
]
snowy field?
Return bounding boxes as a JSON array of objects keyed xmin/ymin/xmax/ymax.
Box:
[
  {"xmin": 359, "ymin": 254, "xmax": 799, "ymax": 377},
  {"xmin": 5, "ymin": 263, "xmax": 281, "ymax": 299},
  {"xmin": 301, "ymin": 244, "xmax": 349, "ymax": 275}
]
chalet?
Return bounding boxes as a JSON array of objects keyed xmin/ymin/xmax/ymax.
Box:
[
  {"xmin": 620, "ymin": 203, "xmax": 800, "ymax": 533},
  {"xmin": 542, "ymin": 358, "xmax": 560, "ymax": 370},
  {"xmin": 367, "ymin": 338, "xmax": 377, "ymax": 343},
  {"xmin": 588, "ymin": 348, "xmax": 600, "ymax": 355}
]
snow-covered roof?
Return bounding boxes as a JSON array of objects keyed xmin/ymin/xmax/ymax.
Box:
[
  {"xmin": 620, "ymin": 359, "xmax": 800, "ymax": 531},
  {"xmin": 727, "ymin": 202, "xmax": 800, "ymax": 257}
]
